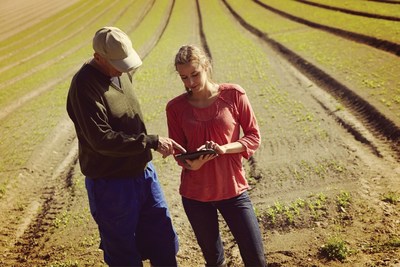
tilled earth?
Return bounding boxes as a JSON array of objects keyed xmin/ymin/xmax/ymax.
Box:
[{"xmin": 0, "ymin": 1, "xmax": 399, "ymax": 267}]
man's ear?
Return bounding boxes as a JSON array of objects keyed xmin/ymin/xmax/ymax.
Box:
[{"xmin": 93, "ymin": 52, "xmax": 102, "ymax": 62}]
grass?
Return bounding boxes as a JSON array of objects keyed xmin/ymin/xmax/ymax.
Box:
[
  {"xmin": 289, "ymin": 159, "xmax": 346, "ymax": 181},
  {"xmin": 127, "ymin": 0, "xmax": 173, "ymax": 55},
  {"xmin": 200, "ymin": 0, "xmax": 321, "ymax": 133},
  {"xmin": 0, "ymin": 1, "xmax": 92, "ymax": 53},
  {"xmin": 361, "ymin": 234, "xmax": 400, "ymax": 255},
  {"xmin": 0, "ymin": 82, "xmax": 69, "ymax": 182},
  {"xmin": 0, "ymin": 1, "xmax": 105, "ymax": 68},
  {"xmin": 226, "ymin": 0, "xmax": 400, "ymax": 125},
  {"xmin": 257, "ymin": 0, "xmax": 400, "ymax": 43},
  {"xmin": 260, "ymin": 191, "xmax": 353, "ymax": 230},
  {"xmin": 381, "ymin": 191, "xmax": 400, "ymax": 204},
  {"xmin": 337, "ymin": 190, "xmax": 351, "ymax": 210},
  {"xmin": 319, "ymin": 236, "xmax": 350, "ymax": 262},
  {"xmin": 0, "ymin": 0, "xmax": 152, "ymax": 108},
  {"xmin": 49, "ymin": 261, "xmax": 79, "ymax": 267},
  {"xmin": 299, "ymin": 0, "xmax": 400, "ymax": 18}
]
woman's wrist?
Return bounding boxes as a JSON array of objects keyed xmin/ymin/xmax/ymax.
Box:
[{"xmin": 218, "ymin": 142, "xmax": 244, "ymax": 154}]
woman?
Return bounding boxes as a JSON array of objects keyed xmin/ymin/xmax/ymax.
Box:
[{"xmin": 166, "ymin": 45, "xmax": 266, "ymax": 267}]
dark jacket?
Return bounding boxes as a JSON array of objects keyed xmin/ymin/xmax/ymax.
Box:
[{"xmin": 66, "ymin": 63, "xmax": 158, "ymax": 178}]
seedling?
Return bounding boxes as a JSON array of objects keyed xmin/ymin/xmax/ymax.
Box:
[
  {"xmin": 337, "ymin": 191, "xmax": 351, "ymax": 210},
  {"xmin": 319, "ymin": 236, "xmax": 349, "ymax": 262},
  {"xmin": 381, "ymin": 191, "xmax": 400, "ymax": 204}
]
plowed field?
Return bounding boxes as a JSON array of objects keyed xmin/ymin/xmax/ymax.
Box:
[{"xmin": 0, "ymin": 0, "xmax": 399, "ymax": 266}]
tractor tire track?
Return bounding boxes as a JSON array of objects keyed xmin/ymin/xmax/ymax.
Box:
[
  {"xmin": 196, "ymin": 0, "xmax": 212, "ymax": 59},
  {"xmin": 253, "ymin": 0, "xmax": 400, "ymax": 57},
  {"xmin": 138, "ymin": 0, "xmax": 175, "ymax": 59},
  {"xmin": 222, "ymin": 0, "xmax": 400, "ymax": 160},
  {"xmin": 0, "ymin": 119, "xmax": 78, "ymax": 264},
  {"xmin": 367, "ymin": 0, "xmax": 400, "ymax": 4},
  {"xmin": 295, "ymin": 0, "xmax": 400, "ymax": 21},
  {"xmin": 11, "ymin": 139, "xmax": 79, "ymax": 265},
  {"xmin": 125, "ymin": 0, "xmax": 156, "ymax": 36}
]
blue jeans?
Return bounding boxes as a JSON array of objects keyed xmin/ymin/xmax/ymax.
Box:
[
  {"xmin": 85, "ymin": 162, "xmax": 178, "ymax": 266},
  {"xmin": 182, "ymin": 192, "xmax": 266, "ymax": 267}
]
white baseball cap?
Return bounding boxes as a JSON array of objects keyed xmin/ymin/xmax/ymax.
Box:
[{"xmin": 93, "ymin": 26, "xmax": 142, "ymax": 72}]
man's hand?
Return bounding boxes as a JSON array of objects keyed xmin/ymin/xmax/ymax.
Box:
[{"xmin": 156, "ymin": 137, "xmax": 186, "ymax": 158}]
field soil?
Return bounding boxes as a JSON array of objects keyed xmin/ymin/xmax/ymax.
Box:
[{"xmin": 0, "ymin": 1, "xmax": 399, "ymax": 267}]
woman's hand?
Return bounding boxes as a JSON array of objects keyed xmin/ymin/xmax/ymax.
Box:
[
  {"xmin": 198, "ymin": 141, "xmax": 226, "ymax": 154},
  {"xmin": 184, "ymin": 153, "xmax": 218, "ymax": 170},
  {"xmin": 184, "ymin": 140, "xmax": 245, "ymax": 170},
  {"xmin": 198, "ymin": 140, "xmax": 245, "ymax": 155}
]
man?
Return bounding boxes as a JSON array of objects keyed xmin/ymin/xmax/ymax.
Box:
[{"xmin": 66, "ymin": 26, "xmax": 185, "ymax": 266}]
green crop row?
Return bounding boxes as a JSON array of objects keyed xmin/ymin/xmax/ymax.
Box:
[
  {"xmin": 0, "ymin": 0, "xmax": 154, "ymax": 109},
  {"xmin": 258, "ymin": 0, "xmax": 400, "ymax": 44},
  {"xmin": 200, "ymin": 1, "xmax": 332, "ymax": 137},
  {"xmin": 0, "ymin": 1, "xmax": 103, "ymax": 68},
  {"xmin": 198, "ymin": 1, "xmax": 354, "ymax": 186},
  {"xmin": 299, "ymin": 0, "xmax": 400, "ymax": 18},
  {"xmin": 133, "ymin": 0, "xmax": 202, "ymax": 132},
  {"xmin": 0, "ymin": 1, "xmax": 93, "ymax": 53},
  {"xmin": 260, "ymin": 191, "xmax": 351, "ymax": 227},
  {"xmin": 129, "ymin": 0, "xmax": 173, "ymax": 56},
  {"xmin": 226, "ymin": 0, "xmax": 400, "ymax": 125}
]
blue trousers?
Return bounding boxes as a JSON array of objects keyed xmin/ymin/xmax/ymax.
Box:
[
  {"xmin": 182, "ymin": 192, "xmax": 266, "ymax": 267},
  {"xmin": 85, "ymin": 162, "xmax": 178, "ymax": 266}
]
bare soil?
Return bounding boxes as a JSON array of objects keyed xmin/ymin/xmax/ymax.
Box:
[{"xmin": 0, "ymin": 1, "xmax": 399, "ymax": 267}]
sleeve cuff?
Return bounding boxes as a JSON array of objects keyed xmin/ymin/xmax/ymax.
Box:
[{"xmin": 147, "ymin": 134, "xmax": 159, "ymax": 150}]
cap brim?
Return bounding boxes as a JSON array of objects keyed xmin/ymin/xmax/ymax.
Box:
[{"xmin": 108, "ymin": 48, "xmax": 142, "ymax": 73}]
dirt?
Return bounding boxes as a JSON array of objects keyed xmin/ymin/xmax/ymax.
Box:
[{"xmin": 0, "ymin": 1, "xmax": 399, "ymax": 267}]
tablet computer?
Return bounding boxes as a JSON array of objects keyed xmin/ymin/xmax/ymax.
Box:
[{"xmin": 175, "ymin": 149, "xmax": 217, "ymax": 161}]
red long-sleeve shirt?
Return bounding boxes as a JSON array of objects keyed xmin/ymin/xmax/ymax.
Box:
[{"xmin": 166, "ymin": 83, "xmax": 261, "ymax": 201}]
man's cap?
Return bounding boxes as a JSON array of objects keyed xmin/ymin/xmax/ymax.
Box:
[{"xmin": 93, "ymin": 26, "xmax": 142, "ymax": 72}]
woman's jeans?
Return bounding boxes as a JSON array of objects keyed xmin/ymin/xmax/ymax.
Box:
[
  {"xmin": 182, "ymin": 191, "xmax": 266, "ymax": 267},
  {"xmin": 85, "ymin": 162, "xmax": 178, "ymax": 266}
]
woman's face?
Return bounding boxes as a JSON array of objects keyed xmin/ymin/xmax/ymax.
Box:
[{"xmin": 176, "ymin": 62, "xmax": 207, "ymax": 93}]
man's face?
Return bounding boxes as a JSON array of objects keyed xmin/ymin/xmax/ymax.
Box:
[{"xmin": 94, "ymin": 53, "xmax": 123, "ymax": 77}]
